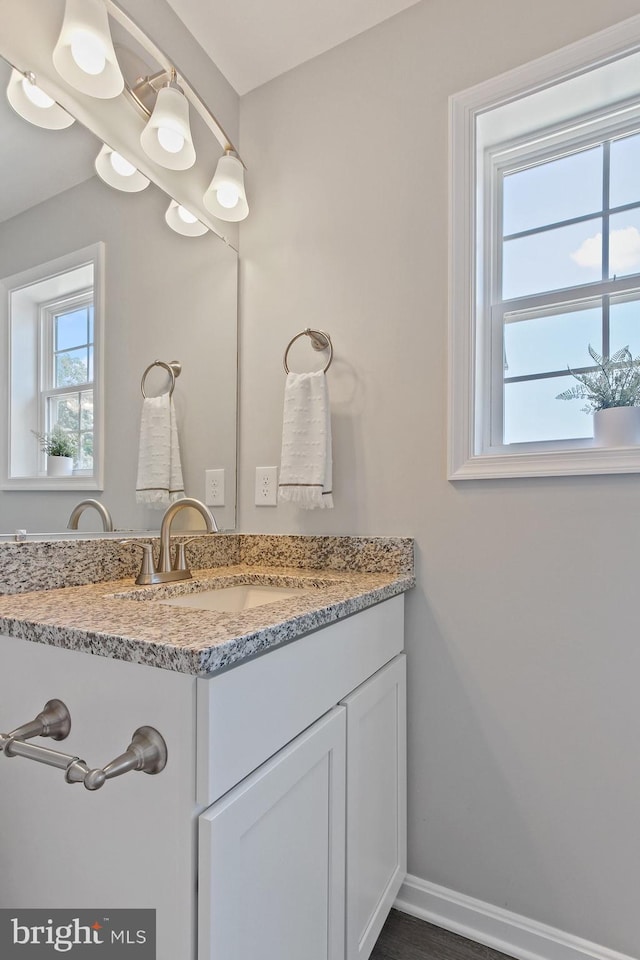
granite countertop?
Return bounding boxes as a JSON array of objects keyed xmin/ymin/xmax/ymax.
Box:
[{"xmin": 0, "ymin": 551, "xmax": 414, "ymax": 677}]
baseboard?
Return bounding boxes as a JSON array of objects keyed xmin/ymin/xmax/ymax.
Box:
[{"xmin": 394, "ymin": 875, "xmax": 636, "ymax": 960}]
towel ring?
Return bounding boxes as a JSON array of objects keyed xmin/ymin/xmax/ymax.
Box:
[
  {"xmin": 141, "ymin": 360, "xmax": 182, "ymax": 399},
  {"xmin": 283, "ymin": 329, "xmax": 333, "ymax": 374}
]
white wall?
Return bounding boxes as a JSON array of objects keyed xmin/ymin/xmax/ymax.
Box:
[{"xmin": 238, "ymin": 1, "xmax": 640, "ymax": 955}]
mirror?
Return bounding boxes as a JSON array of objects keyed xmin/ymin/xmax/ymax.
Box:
[{"xmin": 0, "ymin": 55, "xmax": 238, "ymax": 534}]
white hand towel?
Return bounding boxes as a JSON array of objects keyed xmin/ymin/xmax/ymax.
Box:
[
  {"xmin": 278, "ymin": 371, "xmax": 333, "ymax": 509},
  {"xmin": 135, "ymin": 393, "xmax": 185, "ymax": 507}
]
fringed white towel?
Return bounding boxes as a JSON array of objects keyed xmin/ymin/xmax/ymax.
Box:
[
  {"xmin": 135, "ymin": 393, "xmax": 185, "ymax": 507},
  {"xmin": 279, "ymin": 370, "xmax": 333, "ymax": 509}
]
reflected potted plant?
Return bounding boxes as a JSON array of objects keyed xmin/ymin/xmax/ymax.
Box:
[
  {"xmin": 556, "ymin": 344, "xmax": 640, "ymax": 446},
  {"xmin": 32, "ymin": 427, "xmax": 77, "ymax": 477}
]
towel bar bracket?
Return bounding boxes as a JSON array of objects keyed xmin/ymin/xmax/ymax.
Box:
[{"xmin": 0, "ymin": 701, "xmax": 167, "ymax": 792}]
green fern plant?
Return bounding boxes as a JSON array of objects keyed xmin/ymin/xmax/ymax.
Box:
[
  {"xmin": 31, "ymin": 426, "xmax": 77, "ymax": 459},
  {"xmin": 556, "ymin": 344, "xmax": 640, "ymax": 414}
]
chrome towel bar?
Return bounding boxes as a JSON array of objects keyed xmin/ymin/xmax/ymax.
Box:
[{"xmin": 0, "ymin": 700, "xmax": 167, "ymax": 791}]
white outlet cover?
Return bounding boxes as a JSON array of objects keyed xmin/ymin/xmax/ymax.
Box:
[{"xmin": 255, "ymin": 466, "xmax": 278, "ymax": 506}]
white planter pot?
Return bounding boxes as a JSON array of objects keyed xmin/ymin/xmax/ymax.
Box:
[
  {"xmin": 46, "ymin": 455, "xmax": 74, "ymax": 477},
  {"xmin": 593, "ymin": 406, "xmax": 640, "ymax": 446}
]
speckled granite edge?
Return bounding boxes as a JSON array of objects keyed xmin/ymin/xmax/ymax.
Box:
[
  {"xmin": 0, "ymin": 534, "xmax": 413, "ymax": 594},
  {"xmin": 0, "ymin": 569, "xmax": 415, "ymax": 677}
]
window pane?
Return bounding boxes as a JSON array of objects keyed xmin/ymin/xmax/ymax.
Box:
[
  {"xmin": 49, "ymin": 394, "xmax": 80, "ymax": 432},
  {"xmin": 56, "ymin": 348, "xmax": 88, "ymax": 386},
  {"xmin": 80, "ymin": 391, "xmax": 93, "ymax": 430},
  {"xmin": 610, "ymin": 295, "xmax": 640, "ymax": 356},
  {"xmin": 56, "ymin": 309, "xmax": 88, "ymax": 351},
  {"xmin": 608, "ymin": 208, "xmax": 640, "ymax": 279},
  {"xmin": 504, "ymin": 306, "xmax": 601, "ymax": 379},
  {"xmin": 504, "ymin": 374, "xmax": 593, "ymax": 444},
  {"xmin": 503, "ymin": 147, "xmax": 602, "ymax": 236},
  {"xmin": 502, "ymin": 218, "xmax": 602, "ymax": 299},
  {"xmin": 78, "ymin": 432, "xmax": 93, "ymax": 471},
  {"xmin": 610, "ymin": 132, "xmax": 640, "ymax": 209}
]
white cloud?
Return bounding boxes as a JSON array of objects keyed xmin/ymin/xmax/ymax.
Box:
[
  {"xmin": 570, "ymin": 232, "xmax": 601, "ymax": 269},
  {"xmin": 571, "ymin": 226, "xmax": 640, "ymax": 274}
]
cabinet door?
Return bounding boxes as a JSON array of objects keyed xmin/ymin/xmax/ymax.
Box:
[
  {"xmin": 198, "ymin": 706, "xmax": 346, "ymax": 960},
  {"xmin": 342, "ymin": 654, "xmax": 407, "ymax": 960}
]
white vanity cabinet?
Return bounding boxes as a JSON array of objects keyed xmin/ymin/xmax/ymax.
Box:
[
  {"xmin": 0, "ymin": 594, "xmax": 407, "ymax": 960},
  {"xmin": 196, "ymin": 595, "xmax": 407, "ymax": 960}
]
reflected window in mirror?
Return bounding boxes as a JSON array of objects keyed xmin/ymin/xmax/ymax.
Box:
[
  {"xmin": 43, "ymin": 294, "xmax": 94, "ymax": 474},
  {"xmin": 1, "ymin": 243, "xmax": 104, "ymax": 490}
]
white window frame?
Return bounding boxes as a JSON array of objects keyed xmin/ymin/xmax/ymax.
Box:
[
  {"xmin": 449, "ymin": 13, "xmax": 640, "ymax": 479},
  {"xmin": 0, "ymin": 243, "xmax": 104, "ymax": 490}
]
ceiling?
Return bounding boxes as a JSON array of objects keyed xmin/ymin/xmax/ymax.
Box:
[{"xmin": 165, "ymin": 0, "xmax": 423, "ymax": 95}]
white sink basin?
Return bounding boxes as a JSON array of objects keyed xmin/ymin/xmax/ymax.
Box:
[{"xmin": 158, "ymin": 583, "xmax": 312, "ymax": 613}]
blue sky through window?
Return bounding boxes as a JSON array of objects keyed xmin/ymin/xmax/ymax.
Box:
[{"xmin": 500, "ymin": 136, "xmax": 640, "ymax": 444}]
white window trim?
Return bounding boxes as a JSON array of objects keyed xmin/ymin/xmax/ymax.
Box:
[
  {"xmin": 449, "ymin": 13, "xmax": 640, "ymax": 479},
  {"xmin": 0, "ymin": 243, "xmax": 105, "ymax": 491}
]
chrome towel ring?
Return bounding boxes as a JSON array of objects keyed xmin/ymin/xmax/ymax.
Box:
[
  {"xmin": 140, "ymin": 359, "xmax": 182, "ymax": 398},
  {"xmin": 283, "ymin": 329, "xmax": 333, "ymax": 374}
]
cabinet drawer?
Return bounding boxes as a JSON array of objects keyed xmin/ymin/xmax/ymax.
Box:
[{"xmin": 196, "ymin": 595, "xmax": 404, "ymax": 805}]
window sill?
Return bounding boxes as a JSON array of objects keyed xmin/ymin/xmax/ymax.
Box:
[
  {"xmin": 449, "ymin": 445, "xmax": 640, "ymax": 479},
  {"xmin": 1, "ymin": 476, "xmax": 102, "ymax": 492}
]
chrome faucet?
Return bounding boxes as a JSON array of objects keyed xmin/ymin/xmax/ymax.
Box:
[
  {"xmin": 67, "ymin": 499, "xmax": 114, "ymax": 532},
  {"xmin": 126, "ymin": 497, "xmax": 218, "ymax": 585}
]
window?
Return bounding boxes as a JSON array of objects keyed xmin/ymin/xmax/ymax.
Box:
[
  {"xmin": 449, "ymin": 14, "xmax": 640, "ymax": 478},
  {"xmin": 41, "ymin": 294, "xmax": 95, "ymax": 474},
  {"xmin": 1, "ymin": 244, "xmax": 104, "ymax": 489}
]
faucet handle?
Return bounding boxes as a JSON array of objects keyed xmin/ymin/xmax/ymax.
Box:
[
  {"xmin": 120, "ymin": 540, "xmax": 156, "ymax": 584},
  {"xmin": 171, "ymin": 537, "xmax": 199, "ymax": 572}
]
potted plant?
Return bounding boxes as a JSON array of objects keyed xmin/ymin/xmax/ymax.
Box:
[
  {"xmin": 556, "ymin": 344, "xmax": 640, "ymax": 446},
  {"xmin": 32, "ymin": 427, "xmax": 77, "ymax": 477}
]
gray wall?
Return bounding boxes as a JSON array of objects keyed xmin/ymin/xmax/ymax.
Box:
[{"xmin": 237, "ymin": 0, "xmax": 640, "ymax": 955}]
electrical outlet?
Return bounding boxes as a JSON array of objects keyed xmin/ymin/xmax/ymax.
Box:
[
  {"xmin": 205, "ymin": 468, "xmax": 225, "ymax": 506},
  {"xmin": 255, "ymin": 466, "xmax": 278, "ymax": 506}
]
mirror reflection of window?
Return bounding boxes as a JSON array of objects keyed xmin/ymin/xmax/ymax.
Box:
[
  {"xmin": 44, "ymin": 296, "xmax": 95, "ymax": 473},
  {"xmin": 1, "ymin": 242, "xmax": 103, "ymax": 487}
]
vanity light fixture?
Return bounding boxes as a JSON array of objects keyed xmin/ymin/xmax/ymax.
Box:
[
  {"xmin": 203, "ymin": 150, "xmax": 249, "ymax": 222},
  {"xmin": 6, "ymin": 68, "xmax": 75, "ymax": 129},
  {"xmin": 165, "ymin": 200, "xmax": 208, "ymax": 236},
  {"xmin": 140, "ymin": 72, "xmax": 196, "ymax": 171},
  {"xmin": 94, "ymin": 143, "xmax": 150, "ymax": 192},
  {"xmin": 52, "ymin": 0, "xmax": 124, "ymax": 99}
]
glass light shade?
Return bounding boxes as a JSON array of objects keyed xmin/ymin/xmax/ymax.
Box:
[
  {"xmin": 165, "ymin": 200, "xmax": 208, "ymax": 236},
  {"xmin": 52, "ymin": 0, "xmax": 124, "ymax": 99},
  {"xmin": 140, "ymin": 84, "xmax": 196, "ymax": 171},
  {"xmin": 6, "ymin": 69, "xmax": 75, "ymax": 129},
  {"xmin": 94, "ymin": 144, "xmax": 150, "ymax": 192},
  {"xmin": 203, "ymin": 152, "xmax": 249, "ymax": 221}
]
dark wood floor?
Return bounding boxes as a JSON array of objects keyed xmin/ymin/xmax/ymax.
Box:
[{"xmin": 370, "ymin": 910, "xmax": 515, "ymax": 960}]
